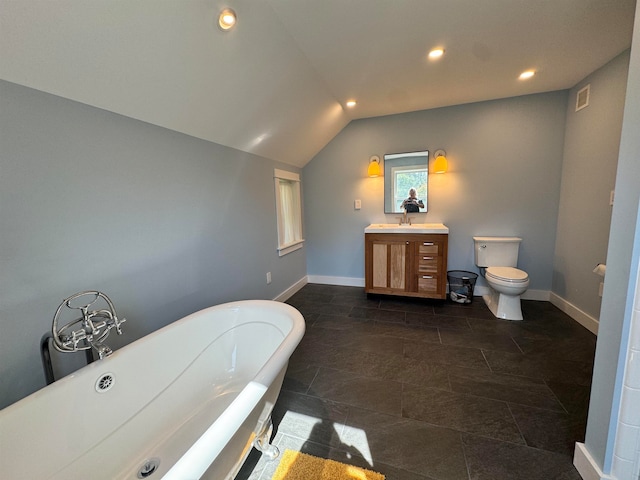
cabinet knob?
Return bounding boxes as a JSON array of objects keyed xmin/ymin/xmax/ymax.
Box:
[{"xmin": 406, "ymin": 241, "xmax": 409, "ymax": 245}]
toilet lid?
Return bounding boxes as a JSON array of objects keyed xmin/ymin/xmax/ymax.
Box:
[{"xmin": 486, "ymin": 266, "xmax": 528, "ymax": 282}]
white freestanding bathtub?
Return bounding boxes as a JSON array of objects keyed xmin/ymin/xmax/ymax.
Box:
[{"xmin": 0, "ymin": 300, "xmax": 305, "ymax": 479}]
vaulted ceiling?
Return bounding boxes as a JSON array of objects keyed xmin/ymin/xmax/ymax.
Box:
[{"xmin": 1, "ymin": 0, "xmax": 636, "ymax": 167}]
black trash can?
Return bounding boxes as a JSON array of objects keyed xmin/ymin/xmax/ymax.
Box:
[{"xmin": 447, "ymin": 270, "xmax": 478, "ymax": 304}]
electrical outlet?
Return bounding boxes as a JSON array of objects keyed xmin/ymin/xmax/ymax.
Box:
[
  {"xmin": 266, "ymin": 272, "xmax": 272, "ymax": 284},
  {"xmin": 354, "ymin": 199, "xmax": 361, "ymax": 210},
  {"xmin": 610, "ymin": 190, "xmax": 615, "ymax": 206},
  {"xmin": 599, "ymin": 282, "xmax": 604, "ymax": 297}
]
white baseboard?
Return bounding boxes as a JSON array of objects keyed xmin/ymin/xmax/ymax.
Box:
[
  {"xmin": 306, "ymin": 275, "xmax": 366, "ymax": 287},
  {"xmin": 273, "ymin": 276, "xmax": 308, "ymax": 302},
  {"xmin": 472, "ymin": 286, "xmax": 550, "ymax": 301},
  {"xmin": 304, "ymin": 278, "xmax": 550, "ymax": 303},
  {"xmin": 473, "ymin": 285, "xmax": 489, "ymax": 297},
  {"xmin": 550, "ymin": 292, "xmax": 599, "ymax": 335},
  {"xmin": 573, "ymin": 442, "xmax": 613, "ymax": 480},
  {"xmin": 522, "ymin": 289, "xmax": 551, "ymax": 301}
]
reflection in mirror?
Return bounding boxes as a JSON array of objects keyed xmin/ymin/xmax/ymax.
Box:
[{"xmin": 384, "ymin": 151, "xmax": 429, "ymax": 213}]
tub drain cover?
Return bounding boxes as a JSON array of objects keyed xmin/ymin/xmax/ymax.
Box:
[
  {"xmin": 138, "ymin": 458, "xmax": 160, "ymax": 478},
  {"xmin": 95, "ymin": 373, "xmax": 115, "ymax": 393}
]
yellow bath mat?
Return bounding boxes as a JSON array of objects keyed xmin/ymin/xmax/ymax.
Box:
[{"xmin": 272, "ymin": 449, "xmax": 385, "ymax": 480}]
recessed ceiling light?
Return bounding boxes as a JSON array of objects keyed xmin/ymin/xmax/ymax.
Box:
[
  {"xmin": 428, "ymin": 48, "xmax": 445, "ymax": 59},
  {"xmin": 218, "ymin": 8, "xmax": 237, "ymax": 31},
  {"xmin": 346, "ymin": 100, "xmax": 357, "ymax": 108},
  {"xmin": 519, "ymin": 70, "xmax": 536, "ymax": 80}
]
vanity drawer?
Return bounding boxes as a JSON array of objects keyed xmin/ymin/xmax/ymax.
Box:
[
  {"xmin": 418, "ymin": 255, "xmax": 439, "ymax": 274},
  {"xmin": 418, "ymin": 275, "xmax": 438, "ymax": 293},
  {"xmin": 418, "ymin": 242, "xmax": 440, "ymax": 255}
]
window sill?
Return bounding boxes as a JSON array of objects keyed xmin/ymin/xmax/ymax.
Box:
[{"xmin": 278, "ymin": 239, "xmax": 305, "ymax": 257}]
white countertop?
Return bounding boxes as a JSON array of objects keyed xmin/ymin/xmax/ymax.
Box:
[{"xmin": 364, "ymin": 223, "xmax": 449, "ymax": 234}]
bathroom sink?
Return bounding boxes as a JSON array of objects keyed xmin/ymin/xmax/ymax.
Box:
[{"xmin": 364, "ymin": 223, "xmax": 449, "ymax": 234}]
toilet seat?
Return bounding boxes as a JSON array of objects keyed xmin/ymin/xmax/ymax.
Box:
[{"xmin": 486, "ymin": 266, "xmax": 529, "ymax": 283}]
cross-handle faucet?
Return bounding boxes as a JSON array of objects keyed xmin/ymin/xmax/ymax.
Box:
[{"xmin": 51, "ymin": 291, "xmax": 126, "ymax": 359}]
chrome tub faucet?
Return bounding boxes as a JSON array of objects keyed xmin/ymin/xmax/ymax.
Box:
[{"xmin": 51, "ymin": 291, "xmax": 126, "ymax": 359}]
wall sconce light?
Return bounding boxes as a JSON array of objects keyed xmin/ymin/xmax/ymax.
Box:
[
  {"xmin": 367, "ymin": 155, "xmax": 381, "ymax": 177},
  {"xmin": 218, "ymin": 8, "xmax": 237, "ymax": 31},
  {"xmin": 433, "ymin": 149, "xmax": 448, "ymax": 174}
]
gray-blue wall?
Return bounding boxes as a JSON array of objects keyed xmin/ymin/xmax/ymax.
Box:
[
  {"xmin": 0, "ymin": 80, "xmax": 306, "ymax": 409},
  {"xmin": 585, "ymin": 6, "xmax": 640, "ymax": 471},
  {"xmin": 554, "ymin": 50, "xmax": 630, "ymax": 320},
  {"xmin": 303, "ymin": 92, "xmax": 569, "ymax": 294}
]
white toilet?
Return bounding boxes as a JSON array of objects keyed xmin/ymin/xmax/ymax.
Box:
[{"xmin": 473, "ymin": 236, "xmax": 530, "ymax": 321}]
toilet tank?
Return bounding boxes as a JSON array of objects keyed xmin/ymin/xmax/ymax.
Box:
[{"xmin": 473, "ymin": 236, "xmax": 522, "ymax": 267}]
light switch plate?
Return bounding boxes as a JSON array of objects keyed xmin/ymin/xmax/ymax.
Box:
[{"xmin": 354, "ymin": 199, "xmax": 361, "ymax": 210}]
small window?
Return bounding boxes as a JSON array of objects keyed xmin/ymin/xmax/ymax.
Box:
[
  {"xmin": 274, "ymin": 169, "xmax": 304, "ymax": 256},
  {"xmin": 392, "ymin": 165, "xmax": 427, "ymax": 212}
]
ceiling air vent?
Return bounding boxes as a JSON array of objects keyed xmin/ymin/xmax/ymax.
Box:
[{"xmin": 576, "ymin": 84, "xmax": 590, "ymax": 112}]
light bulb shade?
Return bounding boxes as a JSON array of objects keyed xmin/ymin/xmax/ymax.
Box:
[
  {"xmin": 433, "ymin": 150, "xmax": 447, "ymax": 173},
  {"xmin": 368, "ymin": 156, "xmax": 381, "ymax": 177},
  {"xmin": 433, "ymin": 156, "xmax": 447, "ymax": 173}
]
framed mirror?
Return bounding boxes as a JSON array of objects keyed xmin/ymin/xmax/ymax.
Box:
[{"xmin": 384, "ymin": 150, "xmax": 429, "ymax": 213}]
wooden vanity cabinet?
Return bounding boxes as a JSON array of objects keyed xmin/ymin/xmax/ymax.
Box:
[{"xmin": 365, "ymin": 233, "xmax": 448, "ymax": 299}]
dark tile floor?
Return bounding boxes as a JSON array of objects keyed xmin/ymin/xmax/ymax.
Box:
[{"xmin": 236, "ymin": 284, "xmax": 596, "ymax": 480}]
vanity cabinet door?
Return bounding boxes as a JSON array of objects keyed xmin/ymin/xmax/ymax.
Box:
[{"xmin": 365, "ymin": 235, "xmax": 409, "ymax": 294}]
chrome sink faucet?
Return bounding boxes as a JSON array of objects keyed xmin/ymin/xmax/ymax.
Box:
[{"xmin": 51, "ymin": 291, "xmax": 126, "ymax": 359}]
